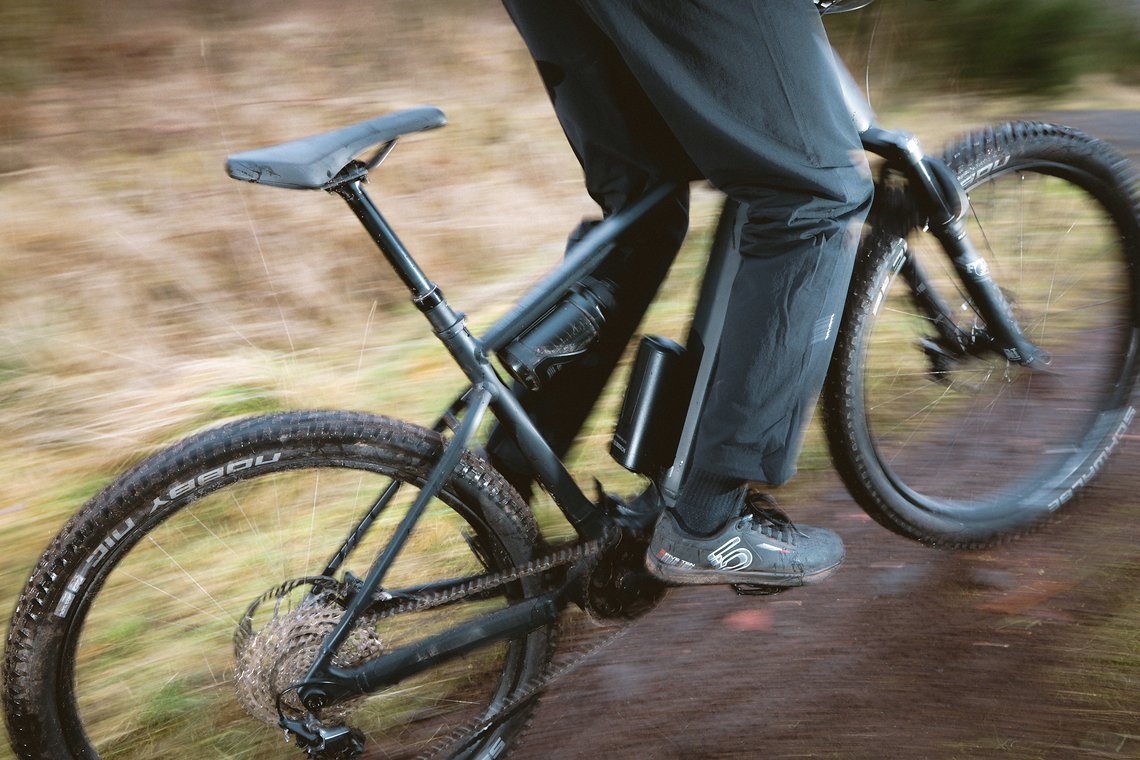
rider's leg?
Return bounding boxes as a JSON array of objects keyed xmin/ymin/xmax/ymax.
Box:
[
  {"xmin": 488, "ymin": 1, "xmax": 695, "ymax": 499},
  {"xmin": 500, "ymin": 0, "xmax": 874, "ymax": 587},
  {"xmin": 564, "ymin": 0, "xmax": 874, "ymax": 584}
]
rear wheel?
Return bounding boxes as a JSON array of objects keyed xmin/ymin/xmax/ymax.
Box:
[
  {"xmin": 4, "ymin": 411, "xmax": 552, "ymax": 758},
  {"xmin": 825, "ymin": 123, "xmax": 1140, "ymax": 545}
]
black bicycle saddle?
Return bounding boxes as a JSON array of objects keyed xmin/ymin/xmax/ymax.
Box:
[{"xmin": 226, "ymin": 106, "xmax": 447, "ymax": 190}]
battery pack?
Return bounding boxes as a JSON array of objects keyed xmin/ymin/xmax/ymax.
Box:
[{"xmin": 610, "ymin": 335, "xmax": 694, "ymax": 474}]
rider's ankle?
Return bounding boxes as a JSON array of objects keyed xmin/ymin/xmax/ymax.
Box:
[{"xmin": 674, "ymin": 468, "xmax": 746, "ymax": 536}]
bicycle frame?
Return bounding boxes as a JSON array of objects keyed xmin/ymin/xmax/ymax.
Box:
[
  {"xmin": 289, "ymin": 57, "xmax": 1046, "ymax": 718},
  {"xmin": 294, "ymin": 178, "xmax": 678, "ymax": 712}
]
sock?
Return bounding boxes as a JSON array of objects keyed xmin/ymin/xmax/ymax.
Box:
[{"xmin": 673, "ymin": 467, "xmax": 746, "ymax": 536}]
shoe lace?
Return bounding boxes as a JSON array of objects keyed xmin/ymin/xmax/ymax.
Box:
[{"xmin": 742, "ymin": 491, "xmax": 806, "ymax": 542}]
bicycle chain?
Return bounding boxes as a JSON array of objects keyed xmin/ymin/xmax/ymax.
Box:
[
  {"xmin": 417, "ymin": 610, "xmax": 634, "ymax": 760},
  {"xmin": 412, "ymin": 526, "xmax": 637, "ymax": 760},
  {"xmin": 366, "ymin": 528, "xmax": 613, "ymax": 624},
  {"xmin": 270, "ymin": 526, "xmax": 630, "ymax": 758}
]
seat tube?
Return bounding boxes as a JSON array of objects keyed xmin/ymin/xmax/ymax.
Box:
[{"xmin": 331, "ymin": 177, "xmax": 609, "ymax": 539}]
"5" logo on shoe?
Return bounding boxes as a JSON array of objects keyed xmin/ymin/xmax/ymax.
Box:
[{"xmin": 708, "ymin": 537, "xmax": 754, "ymax": 571}]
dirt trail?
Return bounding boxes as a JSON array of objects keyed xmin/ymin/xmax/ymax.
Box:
[
  {"xmin": 515, "ymin": 111, "xmax": 1140, "ymax": 760},
  {"xmin": 518, "ymin": 463, "xmax": 1139, "ymax": 758}
]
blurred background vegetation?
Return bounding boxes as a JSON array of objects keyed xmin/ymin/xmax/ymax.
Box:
[
  {"xmin": 827, "ymin": 0, "xmax": 1140, "ymax": 94},
  {"xmin": 0, "ymin": 1, "xmax": 1137, "ymax": 756}
]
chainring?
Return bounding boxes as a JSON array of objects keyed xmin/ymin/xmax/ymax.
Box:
[{"xmin": 583, "ymin": 531, "xmax": 667, "ymax": 621}]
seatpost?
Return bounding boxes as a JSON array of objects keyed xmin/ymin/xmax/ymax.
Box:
[
  {"xmin": 331, "ymin": 179, "xmax": 440, "ymax": 306},
  {"xmin": 330, "ymin": 177, "xmax": 477, "ymax": 357}
]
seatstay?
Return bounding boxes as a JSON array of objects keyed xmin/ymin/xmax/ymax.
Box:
[{"xmin": 225, "ymin": 106, "xmax": 447, "ymax": 190}]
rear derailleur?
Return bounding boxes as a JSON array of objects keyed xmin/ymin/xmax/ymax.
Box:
[{"xmin": 280, "ymin": 715, "xmax": 364, "ymax": 759}]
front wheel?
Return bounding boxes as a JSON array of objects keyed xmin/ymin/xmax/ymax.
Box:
[
  {"xmin": 824, "ymin": 122, "xmax": 1140, "ymax": 546},
  {"xmin": 3, "ymin": 411, "xmax": 553, "ymax": 759}
]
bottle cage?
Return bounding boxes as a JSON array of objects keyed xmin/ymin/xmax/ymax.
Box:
[{"xmin": 816, "ymin": 0, "xmax": 875, "ymax": 14}]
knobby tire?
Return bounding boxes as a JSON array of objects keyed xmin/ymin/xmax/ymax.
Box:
[
  {"xmin": 3, "ymin": 411, "xmax": 553, "ymax": 759},
  {"xmin": 824, "ymin": 122, "xmax": 1140, "ymax": 546}
]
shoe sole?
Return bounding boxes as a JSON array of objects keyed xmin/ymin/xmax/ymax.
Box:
[{"xmin": 645, "ymin": 554, "xmax": 844, "ymax": 588}]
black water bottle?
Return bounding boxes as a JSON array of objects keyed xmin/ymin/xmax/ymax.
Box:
[{"xmin": 498, "ymin": 276, "xmax": 617, "ymax": 391}]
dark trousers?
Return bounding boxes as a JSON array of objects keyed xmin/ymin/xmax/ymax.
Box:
[{"xmin": 489, "ymin": 0, "xmax": 873, "ymax": 496}]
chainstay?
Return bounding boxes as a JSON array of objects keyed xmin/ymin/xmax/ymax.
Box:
[
  {"xmin": 413, "ymin": 526, "xmax": 643, "ymax": 760},
  {"xmin": 284, "ymin": 527, "xmax": 620, "ymax": 757}
]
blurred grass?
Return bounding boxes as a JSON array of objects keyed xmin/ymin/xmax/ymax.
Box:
[
  {"xmin": 1, "ymin": 1, "xmax": 1139, "ymax": 758},
  {"xmin": 825, "ymin": 0, "xmax": 1140, "ymax": 96}
]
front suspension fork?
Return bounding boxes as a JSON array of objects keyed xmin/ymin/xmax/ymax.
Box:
[{"xmin": 863, "ymin": 126, "xmax": 1048, "ymax": 366}]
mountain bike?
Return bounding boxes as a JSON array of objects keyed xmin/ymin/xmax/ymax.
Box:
[{"xmin": 6, "ymin": 32, "xmax": 1140, "ymax": 760}]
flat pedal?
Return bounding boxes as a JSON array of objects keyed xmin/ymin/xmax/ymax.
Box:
[{"xmin": 732, "ymin": 583, "xmax": 788, "ymax": 597}]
